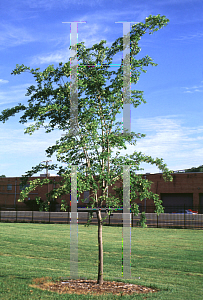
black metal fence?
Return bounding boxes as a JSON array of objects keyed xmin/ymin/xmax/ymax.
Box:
[{"xmin": 0, "ymin": 205, "xmax": 202, "ymax": 229}]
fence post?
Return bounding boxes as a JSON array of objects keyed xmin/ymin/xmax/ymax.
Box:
[
  {"xmin": 184, "ymin": 204, "xmax": 185, "ymax": 229},
  {"xmin": 49, "ymin": 204, "xmax": 51, "ymax": 224},
  {"xmin": 16, "ymin": 205, "xmax": 17, "ymax": 222},
  {"xmin": 132, "ymin": 212, "xmax": 133, "ymax": 228},
  {"xmin": 68, "ymin": 204, "xmax": 70, "ymax": 224},
  {"xmin": 157, "ymin": 213, "xmax": 158, "ymax": 228},
  {"xmin": 87, "ymin": 211, "xmax": 88, "ymax": 223}
]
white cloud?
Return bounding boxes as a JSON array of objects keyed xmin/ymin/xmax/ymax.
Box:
[
  {"xmin": 0, "ymin": 83, "xmax": 34, "ymax": 106},
  {"xmin": 86, "ymin": 115, "xmax": 203, "ymax": 173},
  {"xmin": 31, "ymin": 49, "xmax": 70, "ymax": 65},
  {"xmin": 1, "ymin": 112, "xmax": 203, "ymax": 175},
  {"xmin": 0, "ymin": 23, "xmax": 36, "ymax": 49},
  {"xmin": 75, "ymin": 115, "xmax": 201, "ymax": 173},
  {"xmin": 30, "ymin": 23, "xmax": 110, "ymax": 65},
  {"xmin": 0, "ymin": 125, "xmax": 61, "ymax": 156},
  {"xmin": 29, "ymin": 7, "xmax": 152, "ymax": 66},
  {"xmin": 0, "ymin": 79, "xmax": 9, "ymax": 84},
  {"xmin": 23, "ymin": 0, "xmax": 103, "ymax": 9},
  {"xmin": 173, "ymin": 32, "xmax": 203, "ymax": 42},
  {"xmin": 182, "ymin": 82, "xmax": 203, "ymax": 93},
  {"xmin": 157, "ymin": 0, "xmax": 202, "ymax": 6},
  {"xmin": 132, "ymin": 116, "xmax": 203, "ymax": 171}
]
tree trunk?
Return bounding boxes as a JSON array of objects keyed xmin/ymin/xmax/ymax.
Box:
[{"xmin": 96, "ymin": 209, "xmax": 103, "ymax": 285}]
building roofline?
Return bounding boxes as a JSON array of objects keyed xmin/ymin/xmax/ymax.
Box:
[{"xmin": 3, "ymin": 171, "xmax": 203, "ymax": 179}]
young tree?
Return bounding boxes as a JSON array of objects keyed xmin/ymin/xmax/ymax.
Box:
[{"xmin": 0, "ymin": 15, "xmax": 172, "ymax": 285}]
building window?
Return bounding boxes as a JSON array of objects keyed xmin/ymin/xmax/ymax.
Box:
[
  {"xmin": 84, "ymin": 191, "xmax": 90, "ymax": 203},
  {"xmin": 20, "ymin": 184, "xmax": 30, "ymax": 191},
  {"xmin": 7, "ymin": 184, "xmax": 12, "ymax": 191}
]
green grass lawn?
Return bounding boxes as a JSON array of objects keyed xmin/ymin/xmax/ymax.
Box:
[{"xmin": 0, "ymin": 223, "xmax": 202, "ymax": 299}]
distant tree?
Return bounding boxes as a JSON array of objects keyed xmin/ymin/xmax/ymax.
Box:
[
  {"xmin": 0, "ymin": 14, "xmax": 172, "ymax": 285},
  {"xmin": 185, "ymin": 165, "xmax": 203, "ymax": 172},
  {"xmin": 0, "ymin": 175, "xmax": 6, "ymax": 177}
]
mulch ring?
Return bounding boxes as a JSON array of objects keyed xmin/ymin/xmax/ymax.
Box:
[{"xmin": 29, "ymin": 277, "xmax": 160, "ymax": 296}]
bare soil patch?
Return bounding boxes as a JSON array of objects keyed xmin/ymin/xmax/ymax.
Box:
[{"xmin": 30, "ymin": 277, "xmax": 160, "ymax": 296}]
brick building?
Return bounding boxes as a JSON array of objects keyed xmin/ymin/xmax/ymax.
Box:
[{"xmin": 0, "ymin": 172, "xmax": 202, "ymax": 213}]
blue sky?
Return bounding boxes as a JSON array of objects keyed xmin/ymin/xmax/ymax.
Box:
[{"xmin": 0, "ymin": 0, "xmax": 203, "ymax": 177}]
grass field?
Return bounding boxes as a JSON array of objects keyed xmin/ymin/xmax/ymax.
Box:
[{"xmin": 0, "ymin": 223, "xmax": 202, "ymax": 299}]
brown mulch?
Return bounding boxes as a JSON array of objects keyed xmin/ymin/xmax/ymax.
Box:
[{"xmin": 29, "ymin": 277, "xmax": 160, "ymax": 296}]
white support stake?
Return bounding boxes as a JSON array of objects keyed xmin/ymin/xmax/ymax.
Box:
[
  {"xmin": 62, "ymin": 21, "xmax": 86, "ymax": 280},
  {"xmin": 70, "ymin": 165, "xmax": 78, "ymax": 279},
  {"xmin": 115, "ymin": 21, "xmax": 135, "ymax": 279}
]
